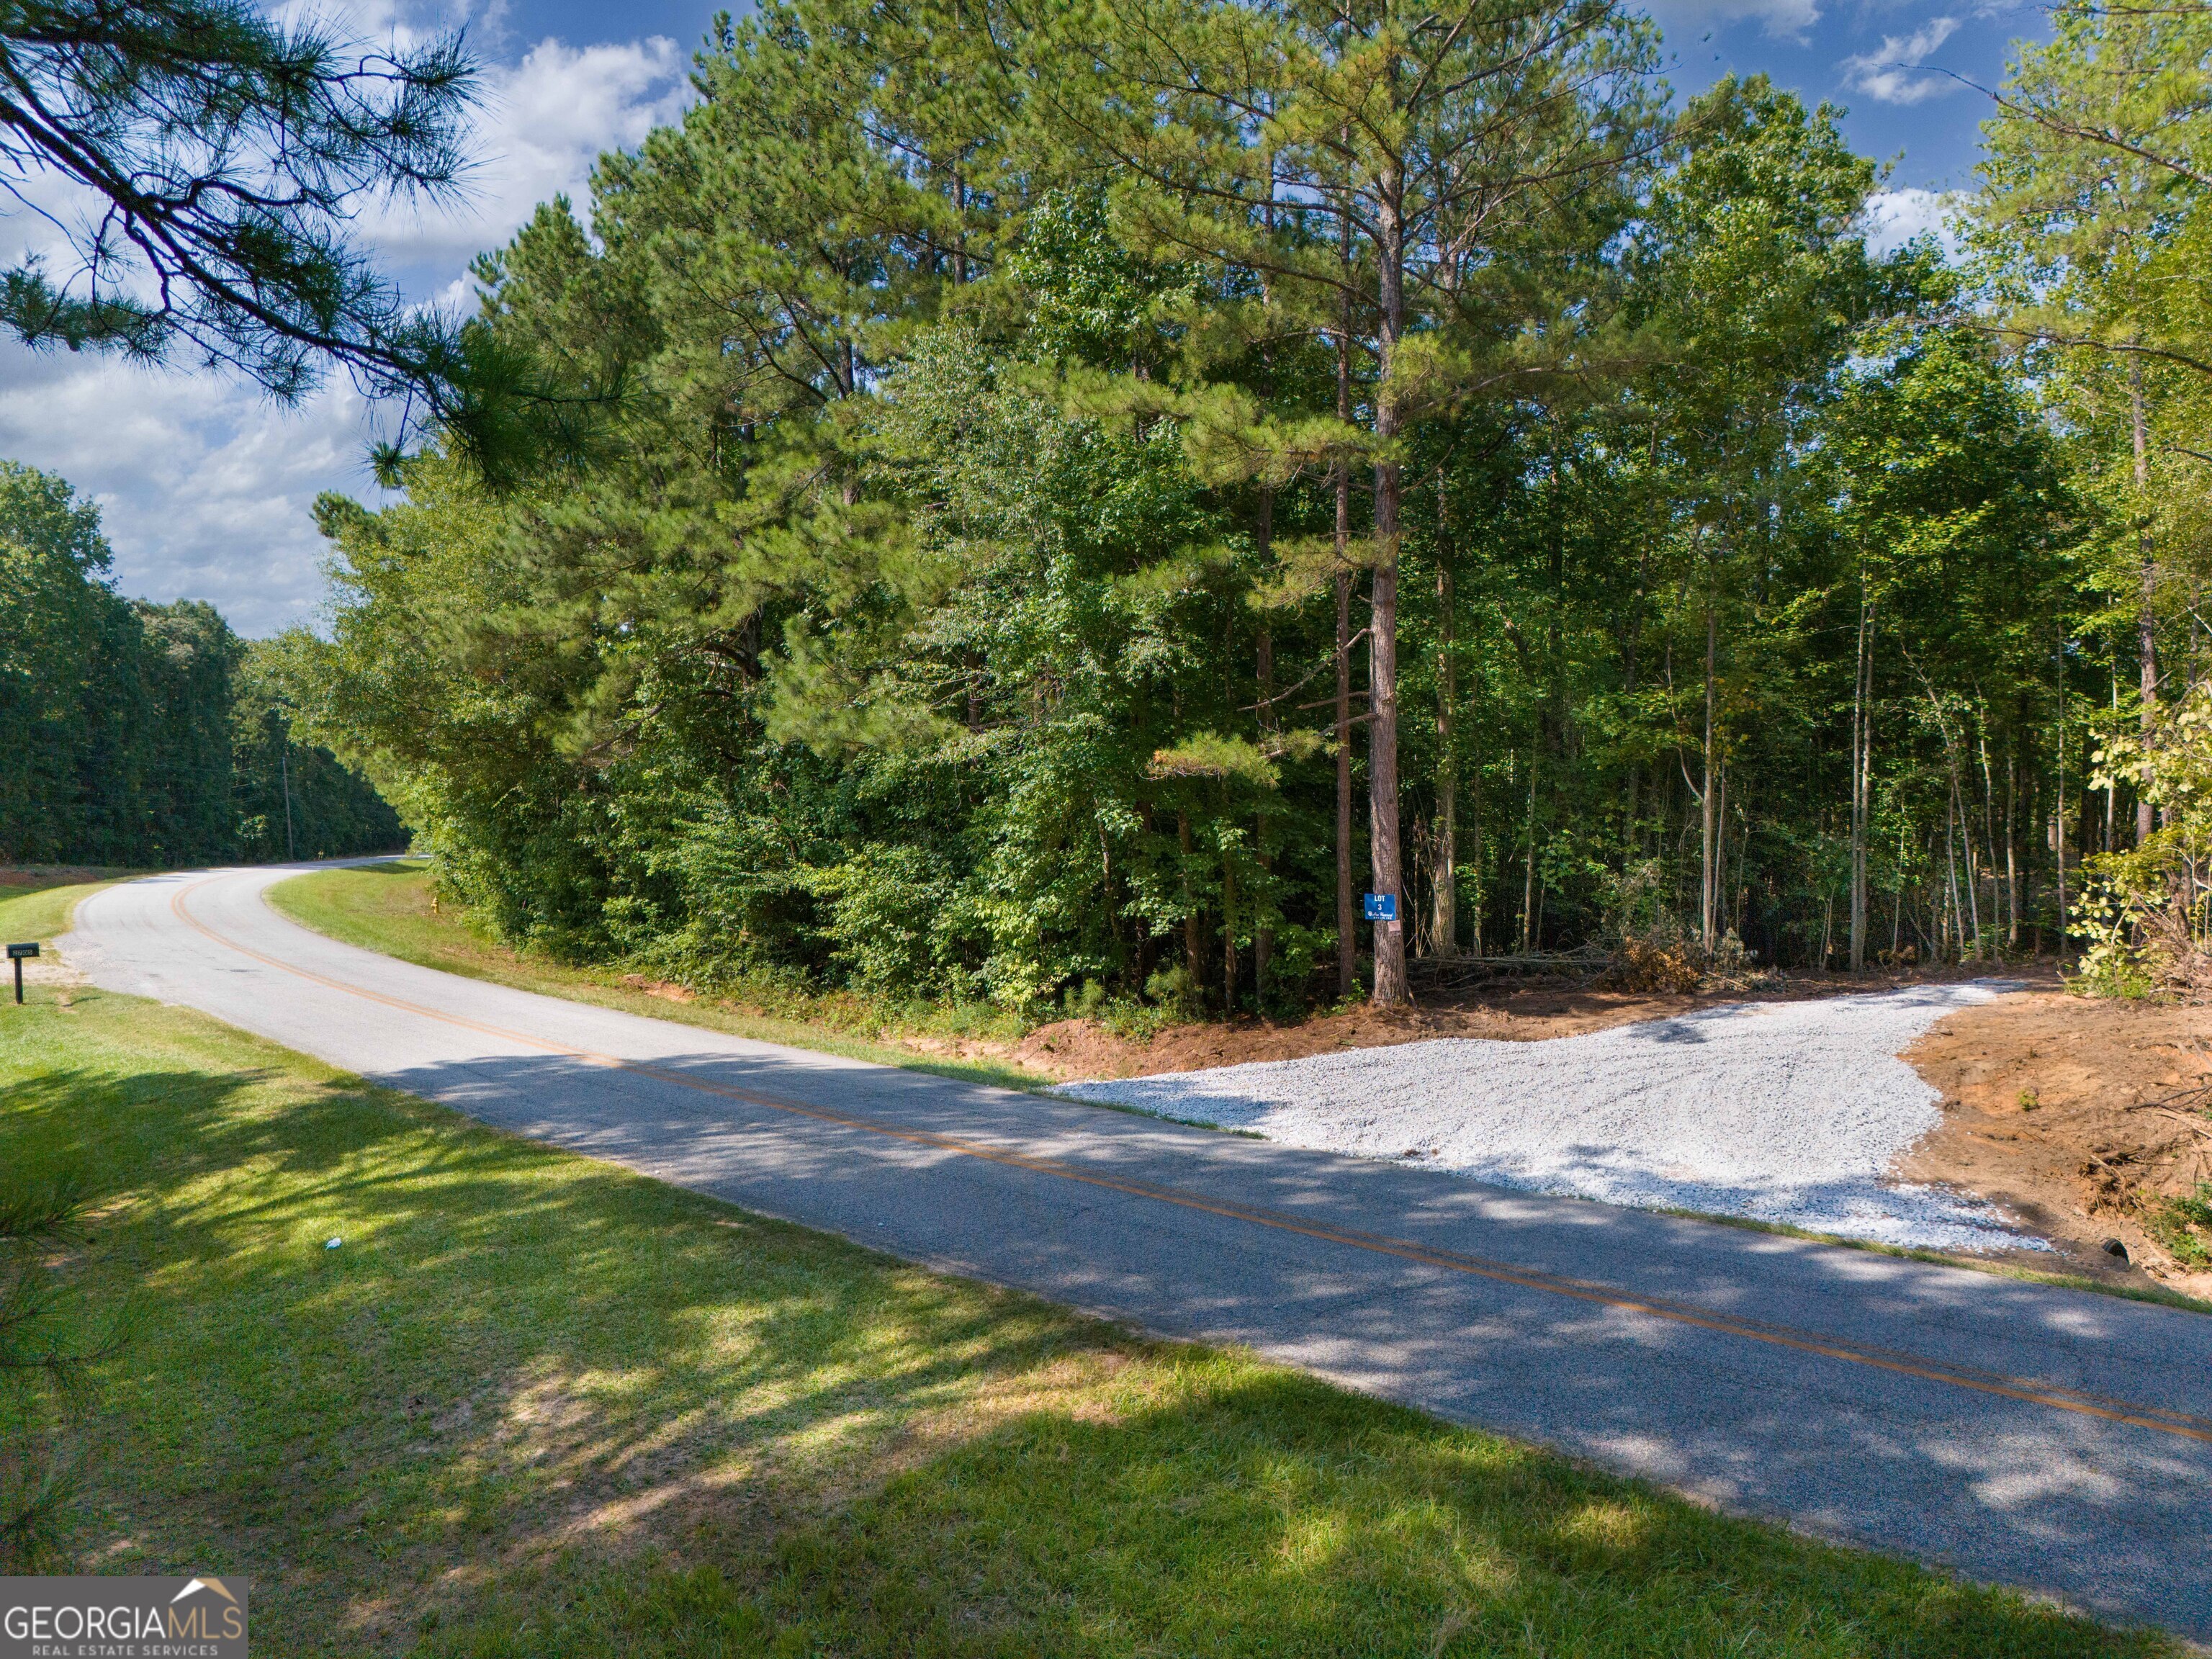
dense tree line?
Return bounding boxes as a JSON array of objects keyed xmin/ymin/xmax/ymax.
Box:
[
  {"xmin": 0, "ymin": 462, "xmax": 402, "ymax": 868},
  {"xmin": 281, "ymin": 0, "xmax": 2212, "ymax": 1012}
]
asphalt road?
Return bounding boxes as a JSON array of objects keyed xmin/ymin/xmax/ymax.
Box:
[{"xmin": 64, "ymin": 863, "xmax": 2212, "ymax": 1640}]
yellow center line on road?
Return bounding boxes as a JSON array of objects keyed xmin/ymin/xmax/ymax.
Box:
[{"xmin": 166, "ymin": 876, "xmax": 2212, "ymax": 1447}]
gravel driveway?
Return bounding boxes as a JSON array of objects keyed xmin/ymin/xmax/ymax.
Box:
[{"xmin": 1063, "ymin": 981, "xmax": 2040, "ymax": 1251}]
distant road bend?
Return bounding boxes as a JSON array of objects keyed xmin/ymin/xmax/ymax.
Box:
[{"xmin": 66, "ymin": 865, "xmax": 2212, "ymax": 1640}]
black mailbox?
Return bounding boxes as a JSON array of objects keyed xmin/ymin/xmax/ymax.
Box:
[{"xmin": 7, "ymin": 941, "xmax": 35, "ymax": 1005}]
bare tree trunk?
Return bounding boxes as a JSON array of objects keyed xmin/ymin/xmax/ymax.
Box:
[
  {"xmin": 2056, "ymin": 700, "xmax": 2070, "ymax": 963},
  {"xmin": 1367, "ymin": 176, "xmax": 1409, "ymax": 1006},
  {"xmin": 951, "ymin": 167, "xmax": 968, "ymax": 286},
  {"xmin": 1431, "ymin": 474, "xmax": 1458, "ymax": 958},
  {"xmin": 1977, "ymin": 721, "xmax": 2002, "ymax": 953},
  {"xmin": 1254, "ymin": 486, "xmax": 1274, "ymax": 997},
  {"xmin": 2005, "ymin": 747, "xmax": 2020, "ymax": 952},
  {"xmin": 1470, "ymin": 752, "xmax": 1485, "ymax": 958},
  {"xmin": 1332, "ymin": 246, "xmax": 1357, "ymax": 1001},
  {"xmin": 1221, "ymin": 826, "xmax": 1238, "ymax": 1013},
  {"xmin": 1701, "ymin": 604, "xmax": 1719, "ymax": 954},
  {"xmin": 1178, "ymin": 810, "xmax": 1203, "ymax": 999},
  {"xmin": 1957, "ymin": 775, "xmax": 1982, "ymax": 958},
  {"xmin": 1519, "ymin": 739, "xmax": 1539, "ymax": 953},
  {"xmin": 1943, "ymin": 799, "xmax": 1962, "ymax": 963},
  {"xmin": 2108, "ymin": 665, "xmax": 2119, "ymax": 853},
  {"xmin": 1133, "ymin": 801, "xmax": 1155, "ymax": 993},
  {"xmin": 1328, "ymin": 636, "xmax": 1354, "ymax": 999},
  {"xmin": 2133, "ymin": 360, "xmax": 2158, "ymax": 845},
  {"xmin": 1717, "ymin": 761, "xmax": 1730, "ymax": 942},
  {"xmin": 1849, "ymin": 585, "xmax": 1872, "ymax": 972}
]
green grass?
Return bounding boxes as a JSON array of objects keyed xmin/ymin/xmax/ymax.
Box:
[
  {"xmin": 269, "ymin": 862, "xmax": 1048, "ymax": 1092},
  {"xmin": 2143, "ymin": 1184, "xmax": 2212, "ymax": 1269},
  {"xmin": 0, "ymin": 881, "xmax": 2180, "ymax": 1657},
  {"xmin": 0, "ymin": 876, "xmax": 122, "ymax": 946}
]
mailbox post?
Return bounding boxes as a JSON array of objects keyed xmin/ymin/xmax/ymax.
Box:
[{"xmin": 6, "ymin": 941, "xmax": 37, "ymax": 1005}]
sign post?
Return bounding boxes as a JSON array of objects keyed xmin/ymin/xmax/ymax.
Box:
[
  {"xmin": 6, "ymin": 942, "xmax": 37, "ymax": 1005},
  {"xmin": 1362, "ymin": 894, "xmax": 1398, "ymax": 930}
]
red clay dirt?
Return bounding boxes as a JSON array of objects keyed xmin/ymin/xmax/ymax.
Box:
[
  {"xmin": 987, "ymin": 966, "xmax": 2016, "ymax": 1082},
  {"xmin": 1899, "ymin": 989, "xmax": 2212, "ymax": 1297}
]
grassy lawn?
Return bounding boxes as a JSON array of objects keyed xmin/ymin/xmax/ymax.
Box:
[
  {"xmin": 1, "ymin": 875, "xmax": 125, "ymax": 945},
  {"xmin": 269, "ymin": 862, "xmax": 1045, "ymax": 1091},
  {"xmin": 0, "ymin": 885, "xmax": 2182, "ymax": 1657}
]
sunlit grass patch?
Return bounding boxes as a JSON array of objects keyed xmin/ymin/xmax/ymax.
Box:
[{"xmin": 0, "ymin": 876, "xmax": 122, "ymax": 945}]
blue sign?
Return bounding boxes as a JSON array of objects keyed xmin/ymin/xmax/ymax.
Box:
[{"xmin": 1362, "ymin": 893, "xmax": 1397, "ymax": 921}]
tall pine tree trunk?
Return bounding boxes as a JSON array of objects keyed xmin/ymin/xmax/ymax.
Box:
[
  {"xmin": 1335, "ymin": 566, "xmax": 1354, "ymax": 999},
  {"xmin": 1701, "ymin": 603, "xmax": 1719, "ymax": 954},
  {"xmin": 1367, "ymin": 178, "xmax": 1408, "ymax": 1005},
  {"xmin": 1333, "ymin": 260, "xmax": 1357, "ymax": 1001},
  {"xmin": 1254, "ymin": 487, "xmax": 1274, "ymax": 997},
  {"xmin": 1431, "ymin": 474, "xmax": 1457, "ymax": 958}
]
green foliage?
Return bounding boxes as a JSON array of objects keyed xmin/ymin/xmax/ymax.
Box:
[
  {"xmin": 0, "ymin": 459, "xmax": 401, "ymax": 866},
  {"xmin": 0, "ymin": 0, "xmax": 529, "ymax": 462},
  {"xmin": 2067, "ymin": 843, "xmax": 2175, "ymax": 999},
  {"xmin": 2069, "ymin": 685, "xmax": 2212, "ymax": 997},
  {"xmin": 281, "ymin": 0, "xmax": 2140, "ymax": 1019},
  {"xmin": 2144, "ymin": 1182, "xmax": 2212, "ymax": 1268}
]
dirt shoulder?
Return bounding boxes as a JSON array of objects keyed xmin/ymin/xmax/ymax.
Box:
[
  {"xmin": 1899, "ymin": 990, "xmax": 2212, "ymax": 1298},
  {"xmin": 0, "ymin": 863, "xmax": 135, "ymax": 887}
]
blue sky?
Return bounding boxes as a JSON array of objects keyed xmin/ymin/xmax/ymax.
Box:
[
  {"xmin": 500, "ymin": 0, "xmax": 2035, "ymax": 189},
  {"xmin": 1675, "ymin": 0, "xmax": 2039, "ymax": 190},
  {"xmin": 0, "ymin": 0, "xmax": 2036, "ymax": 634}
]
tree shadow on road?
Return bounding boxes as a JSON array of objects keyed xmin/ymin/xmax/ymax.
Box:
[{"xmin": 1, "ymin": 1046, "xmax": 2184, "ymax": 1659}]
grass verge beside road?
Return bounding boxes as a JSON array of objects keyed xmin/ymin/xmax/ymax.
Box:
[
  {"xmin": 269, "ymin": 861, "xmax": 1043, "ymax": 1090},
  {"xmin": 0, "ymin": 882, "xmax": 2181, "ymax": 1658},
  {"xmin": 0, "ymin": 875, "xmax": 124, "ymax": 945}
]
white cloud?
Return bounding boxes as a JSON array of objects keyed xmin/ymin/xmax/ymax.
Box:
[
  {"xmin": 1840, "ymin": 16, "xmax": 1964, "ymax": 105},
  {"xmin": 0, "ymin": 26, "xmax": 691, "ymax": 637},
  {"xmin": 369, "ymin": 36, "xmax": 691, "ymax": 279},
  {"xmin": 0, "ymin": 338, "xmax": 382, "ymax": 635},
  {"xmin": 1645, "ymin": 0, "xmax": 1822, "ymax": 42},
  {"xmin": 1861, "ymin": 187, "xmax": 1965, "ymax": 258}
]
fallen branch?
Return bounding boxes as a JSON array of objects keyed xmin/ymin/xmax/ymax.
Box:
[{"xmin": 2125, "ymin": 1105, "xmax": 2212, "ymax": 1142}]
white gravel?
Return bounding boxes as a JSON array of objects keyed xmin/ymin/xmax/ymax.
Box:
[{"xmin": 1062, "ymin": 981, "xmax": 2049, "ymax": 1252}]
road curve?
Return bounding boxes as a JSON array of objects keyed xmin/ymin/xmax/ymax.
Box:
[{"xmin": 64, "ymin": 863, "xmax": 2212, "ymax": 1639}]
